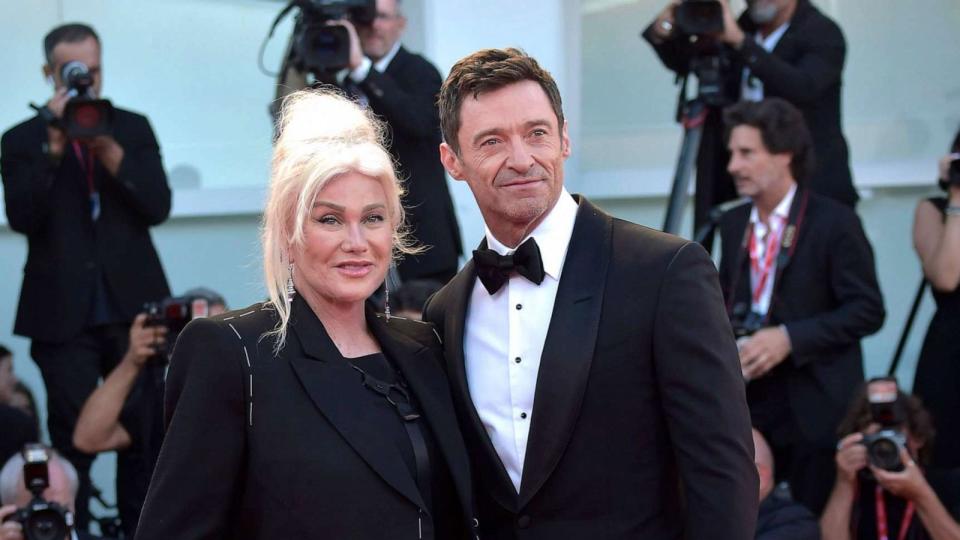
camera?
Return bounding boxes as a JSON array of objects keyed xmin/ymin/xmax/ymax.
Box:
[
  {"xmin": 1, "ymin": 444, "xmax": 74, "ymax": 540},
  {"xmin": 940, "ymin": 153, "xmax": 960, "ymax": 190},
  {"xmin": 285, "ymin": 0, "xmax": 376, "ymax": 75},
  {"xmin": 860, "ymin": 377, "xmax": 910, "ymax": 472},
  {"xmin": 729, "ymin": 303, "xmax": 764, "ymax": 339},
  {"xmin": 143, "ymin": 296, "xmax": 211, "ymax": 361},
  {"xmin": 674, "ymin": 0, "xmax": 724, "ymax": 36},
  {"xmin": 59, "ymin": 61, "xmax": 114, "ymax": 139},
  {"xmin": 862, "ymin": 430, "xmax": 908, "ymax": 472}
]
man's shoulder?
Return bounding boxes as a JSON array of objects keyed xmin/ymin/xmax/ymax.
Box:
[
  {"xmin": 375, "ymin": 312, "xmax": 441, "ymax": 348},
  {"xmin": 804, "ymin": 191, "xmax": 861, "ymax": 230},
  {"xmin": 389, "ymin": 46, "xmax": 441, "ymax": 76},
  {"xmin": 1, "ymin": 115, "xmax": 45, "ymax": 146}
]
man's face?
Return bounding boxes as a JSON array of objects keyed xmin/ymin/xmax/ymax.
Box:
[
  {"xmin": 727, "ymin": 125, "xmax": 792, "ymax": 200},
  {"xmin": 747, "ymin": 0, "xmax": 794, "ymax": 24},
  {"xmin": 13, "ymin": 461, "xmax": 75, "ymax": 514},
  {"xmin": 440, "ymin": 80, "xmax": 570, "ymax": 237},
  {"xmin": 45, "ymin": 36, "xmax": 102, "ymax": 98},
  {"xmin": 357, "ymin": 0, "xmax": 406, "ymax": 62}
]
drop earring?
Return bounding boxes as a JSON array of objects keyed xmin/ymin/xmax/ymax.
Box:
[{"xmin": 286, "ymin": 264, "xmax": 296, "ymax": 303}]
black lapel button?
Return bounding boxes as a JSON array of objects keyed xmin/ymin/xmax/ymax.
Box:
[{"xmin": 517, "ymin": 515, "xmax": 531, "ymax": 528}]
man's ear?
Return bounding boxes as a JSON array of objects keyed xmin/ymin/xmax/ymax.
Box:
[
  {"xmin": 42, "ymin": 64, "xmax": 53, "ymax": 85},
  {"xmin": 561, "ymin": 120, "xmax": 572, "ymax": 158},
  {"xmin": 439, "ymin": 142, "xmax": 464, "ymax": 180}
]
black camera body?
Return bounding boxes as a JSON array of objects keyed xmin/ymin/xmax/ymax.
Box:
[
  {"xmin": 289, "ymin": 0, "xmax": 376, "ymax": 74},
  {"xmin": 144, "ymin": 296, "xmax": 210, "ymax": 361},
  {"xmin": 2, "ymin": 445, "xmax": 74, "ymax": 540},
  {"xmin": 60, "ymin": 61, "xmax": 114, "ymax": 139},
  {"xmin": 675, "ymin": 0, "xmax": 724, "ymax": 36},
  {"xmin": 860, "ymin": 377, "xmax": 910, "ymax": 472},
  {"xmin": 941, "ymin": 154, "xmax": 960, "ymax": 190}
]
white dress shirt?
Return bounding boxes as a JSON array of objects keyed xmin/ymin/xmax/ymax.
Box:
[
  {"xmin": 464, "ymin": 189, "xmax": 579, "ymax": 493},
  {"xmin": 748, "ymin": 184, "xmax": 796, "ymax": 315},
  {"xmin": 338, "ymin": 40, "xmax": 403, "ymax": 107},
  {"xmin": 741, "ymin": 22, "xmax": 791, "ymax": 102}
]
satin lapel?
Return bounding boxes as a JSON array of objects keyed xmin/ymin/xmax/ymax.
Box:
[
  {"xmin": 518, "ymin": 197, "xmax": 611, "ymax": 508},
  {"xmin": 367, "ymin": 310, "xmax": 475, "ymax": 520},
  {"xmin": 286, "ymin": 297, "xmax": 426, "ymax": 510},
  {"xmin": 443, "ymin": 260, "xmax": 519, "ymax": 511}
]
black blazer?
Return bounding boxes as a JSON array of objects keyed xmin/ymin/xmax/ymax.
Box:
[
  {"xmin": 355, "ymin": 46, "xmax": 463, "ymax": 280},
  {"xmin": 646, "ymin": 0, "xmax": 856, "ymax": 207},
  {"xmin": 717, "ymin": 191, "xmax": 885, "ymax": 443},
  {"xmin": 136, "ymin": 297, "xmax": 477, "ymax": 540},
  {"xmin": 424, "ymin": 196, "xmax": 758, "ymax": 540},
  {"xmin": 1, "ymin": 109, "xmax": 170, "ymax": 341}
]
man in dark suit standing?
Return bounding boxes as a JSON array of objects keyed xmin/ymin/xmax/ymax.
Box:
[
  {"xmin": 644, "ymin": 0, "xmax": 854, "ymax": 247},
  {"xmin": 1, "ymin": 23, "xmax": 170, "ymax": 530},
  {"xmin": 328, "ymin": 0, "xmax": 462, "ymax": 283},
  {"xmin": 425, "ymin": 47, "xmax": 757, "ymax": 539},
  {"xmin": 717, "ymin": 98, "xmax": 884, "ymax": 515}
]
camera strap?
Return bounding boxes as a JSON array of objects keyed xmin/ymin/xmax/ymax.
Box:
[
  {"xmin": 71, "ymin": 140, "xmax": 99, "ymax": 221},
  {"xmin": 727, "ymin": 188, "xmax": 809, "ymax": 323},
  {"xmin": 874, "ymin": 484, "xmax": 915, "ymax": 540}
]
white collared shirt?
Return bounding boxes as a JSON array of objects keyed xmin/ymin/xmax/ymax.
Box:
[
  {"xmin": 346, "ymin": 40, "xmax": 402, "ymax": 85},
  {"xmin": 464, "ymin": 189, "xmax": 579, "ymax": 493},
  {"xmin": 741, "ymin": 22, "xmax": 791, "ymax": 102},
  {"xmin": 748, "ymin": 184, "xmax": 796, "ymax": 315}
]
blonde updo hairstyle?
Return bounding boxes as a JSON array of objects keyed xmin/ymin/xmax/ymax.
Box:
[{"xmin": 262, "ymin": 88, "xmax": 415, "ymax": 349}]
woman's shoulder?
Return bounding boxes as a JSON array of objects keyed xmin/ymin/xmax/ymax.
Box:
[
  {"xmin": 175, "ymin": 302, "xmax": 277, "ymax": 350},
  {"xmin": 374, "ymin": 313, "xmax": 442, "ymax": 349}
]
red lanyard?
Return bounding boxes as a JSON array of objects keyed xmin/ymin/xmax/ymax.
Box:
[
  {"xmin": 71, "ymin": 141, "xmax": 95, "ymax": 195},
  {"xmin": 875, "ymin": 484, "xmax": 915, "ymax": 540},
  {"xmin": 747, "ymin": 216, "xmax": 783, "ymax": 306}
]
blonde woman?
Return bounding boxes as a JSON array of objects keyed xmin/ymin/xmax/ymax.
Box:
[{"xmin": 136, "ymin": 89, "xmax": 476, "ymax": 540}]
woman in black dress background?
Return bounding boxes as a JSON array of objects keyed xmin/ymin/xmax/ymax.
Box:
[
  {"xmin": 912, "ymin": 128, "xmax": 960, "ymax": 469},
  {"xmin": 136, "ymin": 89, "xmax": 476, "ymax": 539}
]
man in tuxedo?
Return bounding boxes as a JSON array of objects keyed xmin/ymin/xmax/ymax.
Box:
[
  {"xmin": 1, "ymin": 23, "xmax": 171, "ymax": 529},
  {"xmin": 717, "ymin": 98, "xmax": 884, "ymax": 514},
  {"xmin": 644, "ymin": 0, "xmax": 854, "ymax": 247},
  {"xmin": 324, "ymin": 0, "xmax": 462, "ymax": 283},
  {"xmin": 424, "ymin": 47, "xmax": 758, "ymax": 539}
]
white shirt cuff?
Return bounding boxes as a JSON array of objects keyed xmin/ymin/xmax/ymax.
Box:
[{"xmin": 349, "ymin": 57, "xmax": 373, "ymax": 83}]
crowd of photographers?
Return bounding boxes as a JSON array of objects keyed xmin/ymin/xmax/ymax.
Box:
[{"xmin": 1, "ymin": 0, "xmax": 960, "ymax": 539}]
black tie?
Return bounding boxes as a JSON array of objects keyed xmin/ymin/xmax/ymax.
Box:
[{"xmin": 473, "ymin": 237, "xmax": 545, "ymax": 295}]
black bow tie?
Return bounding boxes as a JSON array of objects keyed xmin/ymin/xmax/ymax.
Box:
[{"xmin": 473, "ymin": 237, "xmax": 545, "ymax": 295}]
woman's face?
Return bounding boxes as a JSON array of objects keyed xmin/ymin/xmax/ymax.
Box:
[
  {"xmin": 0, "ymin": 356, "xmax": 15, "ymax": 403},
  {"xmin": 292, "ymin": 172, "xmax": 394, "ymax": 310}
]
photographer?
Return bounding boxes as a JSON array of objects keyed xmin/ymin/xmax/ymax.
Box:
[
  {"xmin": 0, "ymin": 446, "xmax": 107, "ymax": 540},
  {"xmin": 820, "ymin": 382, "xmax": 960, "ymax": 540},
  {"xmin": 72, "ymin": 314, "xmax": 166, "ymax": 540},
  {"xmin": 717, "ymin": 98, "xmax": 884, "ymax": 515},
  {"xmin": 278, "ymin": 0, "xmax": 462, "ymax": 284},
  {"xmin": 911, "ymin": 128, "xmax": 960, "ymax": 471},
  {"xmin": 644, "ymin": 0, "xmax": 856, "ymax": 242},
  {"xmin": 0, "ymin": 23, "xmax": 171, "ymax": 530}
]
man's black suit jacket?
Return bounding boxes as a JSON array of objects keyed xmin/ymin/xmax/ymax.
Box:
[
  {"xmin": 354, "ymin": 46, "xmax": 463, "ymax": 280},
  {"xmin": 424, "ymin": 196, "xmax": 758, "ymax": 540},
  {"xmin": 717, "ymin": 191, "xmax": 885, "ymax": 444},
  {"xmin": 136, "ymin": 298, "xmax": 477, "ymax": 540},
  {"xmin": 1, "ymin": 109, "xmax": 170, "ymax": 342},
  {"xmin": 646, "ymin": 0, "xmax": 856, "ymax": 227}
]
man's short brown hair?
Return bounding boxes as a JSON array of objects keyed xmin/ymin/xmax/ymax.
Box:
[{"xmin": 438, "ymin": 48, "xmax": 564, "ymax": 155}]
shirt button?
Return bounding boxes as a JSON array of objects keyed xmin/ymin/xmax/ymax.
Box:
[
  {"xmin": 514, "ymin": 357, "xmax": 522, "ymax": 364},
  {"xmin": 520, "ymin": 412, "xmax": 528, "ymax": 419},
  {"xmin": 515, "ymin": 304, "xmax": 522, "ymax": 310}
]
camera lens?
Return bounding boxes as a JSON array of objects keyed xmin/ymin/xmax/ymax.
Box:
[
  {"xmin": 24, "ymin": 507, "xmax": 68, "ymax": 540},
  {"xmin": 868, "ymin": 438, "xmax": 901, "ymax": 471}
]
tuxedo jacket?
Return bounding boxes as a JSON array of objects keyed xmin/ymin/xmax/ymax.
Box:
[
  {"xmin": 354, "ymin": 46, "xmax": 463, "ymax": 280},
  {"xmin": 136, "ymin": 297, "xmax": 477, "ymax": 540},
  {"xmin": 1, "ymin": 109, "xmax": 170, "ymax": 342},
  {"xmin": 717, "ymin": 191, "xmax": 885, "ymax": 444},
  {"xmin": 646, "ymin": 0, "xmax": 857, "ymax": 211},
  {"xmin": 423, "ymin": 196, "xmax": 758, "ymax": 540}
]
